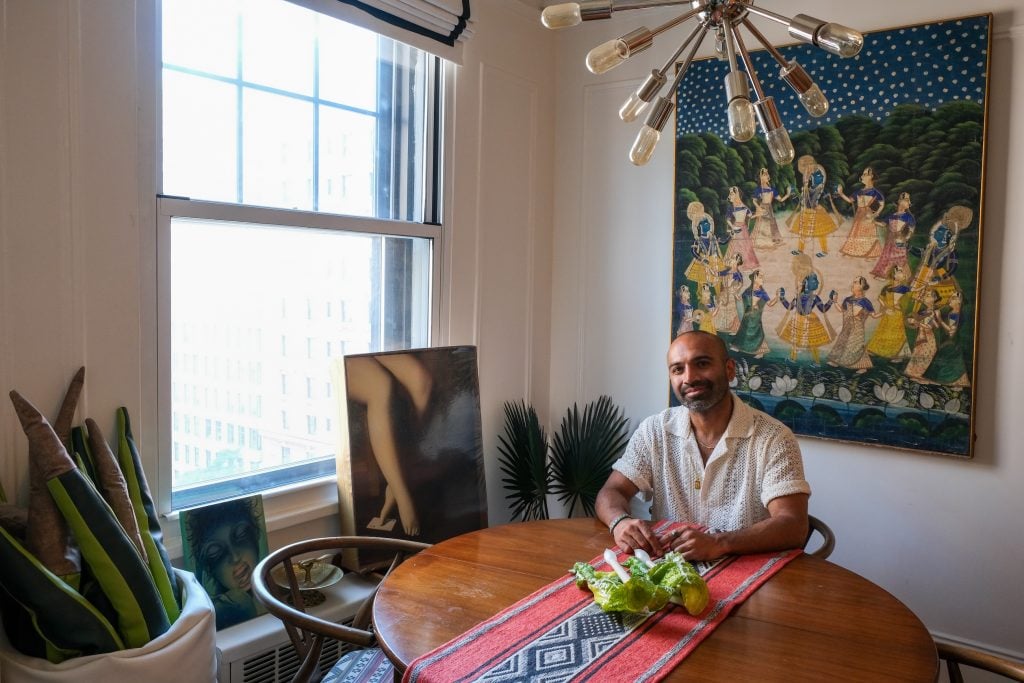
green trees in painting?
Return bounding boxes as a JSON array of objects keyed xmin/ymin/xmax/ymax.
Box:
[{"xmin": 676, "ymin": 100, "xmax": 984, "ymax": 251}]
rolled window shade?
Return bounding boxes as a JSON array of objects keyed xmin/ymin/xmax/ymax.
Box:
[{"xmin": 286, "ymin": 0, "xmax": 473, "ymax": 64}]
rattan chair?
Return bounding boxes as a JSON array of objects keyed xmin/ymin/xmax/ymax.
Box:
[
  {"xmin": 252, "ymin": 536, "xmax": 429, "ymax": 683},
  {"xmin": 937, "ymin": 641, "xmax": 1024, "ymax": 682},
  {"xmin": 804, "ymin": 514, "xmax": 835, "ymax": 559}
]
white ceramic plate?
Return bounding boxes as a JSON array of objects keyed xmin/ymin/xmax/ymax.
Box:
[{"xmin": 271, "ymin": 560, "xmax": 343, "ymax": 590}]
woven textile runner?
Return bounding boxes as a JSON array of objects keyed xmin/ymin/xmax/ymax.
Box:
[{"xmin": 403, "ymin": 522, "xmax": 801, "ymax": 683}]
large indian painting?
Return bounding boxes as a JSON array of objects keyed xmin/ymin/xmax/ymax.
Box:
[{"xmin": 671, "ymin": 14, "xmax": 991, "ymax": 457}]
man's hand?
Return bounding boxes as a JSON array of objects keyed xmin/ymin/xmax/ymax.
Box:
[
  {"xmin": 660, "ymin": 527, "xmax": 726, "ymax": 561},
  {"xmin": 612, "ymin": 518, "xmax": 665, "ymax": 557}
]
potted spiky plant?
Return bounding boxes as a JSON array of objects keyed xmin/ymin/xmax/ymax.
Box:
[
  {"xmin": 549, "ymin": 396, "xmax": 630, "ymax": 518},
  {"xmin": 498, "ymin": 396, "xmax": 630, "ymax": 520},
  {"xmin": 496, "ymin": 401, "xmax": 550, "ymax": 521}
]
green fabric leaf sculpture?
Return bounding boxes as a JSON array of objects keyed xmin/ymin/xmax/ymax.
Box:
[{"xmin": 0, "ymin": 368, "xmax": 182, "ymax": 663}]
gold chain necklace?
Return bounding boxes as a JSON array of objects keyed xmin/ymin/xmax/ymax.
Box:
[{"xmin": 695, "ymin": 435, "xmax": 719, "ymax": 450}]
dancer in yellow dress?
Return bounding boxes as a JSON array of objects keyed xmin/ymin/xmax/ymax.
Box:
[
  {"xmin": 683, "ymin": 201, "xmax": 727, "ymax": 292},
  {"xmin": 777, "ymin": 266, "xmax": 837, "ymax": 362},
  {"xmin": 866, "ymin": 264, "xmax": 912, "ymax": 361},
  {"xmin": 787, "ymin": 154, "xmax": 837, "ymax": 258}
]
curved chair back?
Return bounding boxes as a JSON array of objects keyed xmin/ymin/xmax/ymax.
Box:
[
  {"xmin": 253, "ymin": 536, "xmax": 429, "ymax": 683},
  {"xmin": 937, "ymin": 642, "xmax": 1024, "ymax": 682},
  {"xmin": 804, "ymin": 515, "xmax": 835, "ymax": 559}
]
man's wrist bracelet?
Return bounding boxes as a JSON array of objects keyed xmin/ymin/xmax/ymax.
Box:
[{"xmin": 608, "ymin": 513, "xmax": 632, "ymax": 534}]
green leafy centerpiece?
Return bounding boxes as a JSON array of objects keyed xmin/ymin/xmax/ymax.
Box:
[{"xmin": 571, "ymin": 548, "xmax": 709, "ymax": 616}]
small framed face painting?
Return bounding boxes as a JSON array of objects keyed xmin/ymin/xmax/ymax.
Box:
[{"xmin": 180, "ymin": 495, "xmax": 269, "ymax": 630}]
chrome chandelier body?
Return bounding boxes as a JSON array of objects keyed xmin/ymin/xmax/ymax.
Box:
[{"xmin": 541, "ymin": 0, "xmax": 863, "ymax": 165}]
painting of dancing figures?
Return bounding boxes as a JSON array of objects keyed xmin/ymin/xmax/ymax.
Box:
[{"xmin": 671, "ymin": 14, "xmax": 990, "ymax": 457}]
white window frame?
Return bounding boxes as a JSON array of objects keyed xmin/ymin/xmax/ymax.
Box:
[
  {"xmin": 138, "ymin": 5, "xmax": 459, "ymax": 555},
  {"xmin": 155, "ymin": 198, "xmax": 443, "ymax": 522}
]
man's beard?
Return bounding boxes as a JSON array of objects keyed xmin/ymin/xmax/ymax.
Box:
[{"xmin": 675, "ymin": 380, "xmax": 729, "ymax": 412}]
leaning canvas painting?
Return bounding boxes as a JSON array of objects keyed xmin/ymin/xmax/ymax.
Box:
[
  {"xmin": 334, "ymin": 346, "xmax": 486, "ymax": 569},
  {"xmin": 671, "ymin": 14, "xmax": 991, "ymax": 457}
]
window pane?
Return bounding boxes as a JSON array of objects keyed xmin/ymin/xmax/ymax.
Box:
[
  {"xmin": 162, "ymin": 72, "xmax": 238, "ymax": 202},
  {"xmin": 318, "ymin": 108, "xmax": 376, "ymax": 216},
  {"xmin": 318, "ymin": 22, "xmax": 378, "ymax": 110},
  {"xmin": 161, "ymin": 0, "xmax": 432, "ymax": 220},
  {"xmin": 161, "ymin": 0, "xmax": 239, "ymax": 79},
  {"xmin": 242, "ymin": 0, "xmax": 315, "ymax": 96},
  {"xmin": 169, "ymin": 218, "xmax": 432, "ymax": 506},
  {"xmin": 241, "ymin": 90, "xmax": 314, "ymax": 210}
]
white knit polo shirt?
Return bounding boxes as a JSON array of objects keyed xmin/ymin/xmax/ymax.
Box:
[{"xmin": 612, "ymin": 394, "xmax": 810, "ymax": 531}]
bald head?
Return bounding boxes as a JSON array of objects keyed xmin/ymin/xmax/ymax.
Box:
[{"xmin": 669, "ymin": 331, "xmax": 729, "ymax": 362}]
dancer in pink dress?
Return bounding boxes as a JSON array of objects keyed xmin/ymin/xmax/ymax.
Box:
[
  {"xmin": 836, "ymin": 167, "xmax": 884, "ymax": 258},
  {"xmin": 723, "ymin": 186, "xmax": 759, "ymax": 269},
  {"xmin": 870, "ymin": 192, "xmax": 916, "ymax": 279}
]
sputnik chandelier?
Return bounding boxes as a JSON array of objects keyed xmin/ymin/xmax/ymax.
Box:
[{"xmin": 541, "ymin": 0, "xmax": 864, "ymax": 166}]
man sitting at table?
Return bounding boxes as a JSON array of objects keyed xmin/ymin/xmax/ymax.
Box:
[{"xmin": 596, "ymin": 330, "xmax": 811, "ymax": 561}]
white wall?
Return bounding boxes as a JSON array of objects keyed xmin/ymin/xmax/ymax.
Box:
[
  {"xmin": 548, "ymin": 0, "xmax": 1024, "ymax": 661},
  {"xmin": 0, "ymin": 0, "xmax": 555, "ymax": 540},
  {"xmin": 3, "ymin": 0, "xmax": 1023, "ymax": 666}
]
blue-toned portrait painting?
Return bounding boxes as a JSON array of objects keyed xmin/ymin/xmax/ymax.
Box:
[{"xmin": 671, "ymin": 14, "xmax": 991, "ymax": 457}]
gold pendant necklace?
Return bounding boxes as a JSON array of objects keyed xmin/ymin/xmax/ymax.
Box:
[{"xmin": 696, "ymin": 436, "xmax": 719, "ymax": 450}]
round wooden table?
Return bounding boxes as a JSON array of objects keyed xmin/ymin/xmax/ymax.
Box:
[{"xmin": 373, "ymin": 518, "xmax": 938, "ymax": 681}]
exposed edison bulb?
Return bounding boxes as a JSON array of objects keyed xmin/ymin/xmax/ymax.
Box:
[
  {"xmin": 619, "ymin": 92, "xmax": 648, "ymax": 122},
  {"xmin": 798, "ymin": 83, "xmax": 829, "ymax": 117},
  {"xmin": 541, "ymin": 3, "xmax": 581, "ymax": 29},
  {"xmin": 619, "ymin": 71, "xmax": 665, "ymax": 122},
  {"xmin": 817, "ymin": 23, "xmax": 864, "ymax": 58},
  {"xmin": 728, "ymin": 98, "xmax": 757, "ymax": 142},
  {"xmin": 765, "ymin": 127, "xmax": 795, "ymax": 165},
  {"xmin": 586, "ymin": 39, "xmax": 628, "ymax": 74},
  {"xmin": 629, "ymin": 125, "xmax": 660, "ymax": 166}
]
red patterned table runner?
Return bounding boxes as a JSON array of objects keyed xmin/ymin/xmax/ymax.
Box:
[{"xmin": 403, "ymin": 522, "xmax": 801, "ymax": 683}]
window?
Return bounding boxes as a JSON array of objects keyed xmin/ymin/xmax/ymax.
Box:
[{"xmin": 161, "ymin": 0, "xmax": 442, "ymax": 510}]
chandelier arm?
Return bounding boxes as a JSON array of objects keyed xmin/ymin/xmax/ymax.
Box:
[
  {"xmin": 731, "ymin": 2, "xmax": 791, "ymax": 28},
  {"xmin": 611, "ymin": 0, "xmax": 696, "ymax": 13},
  {"xmin": 721, "ymin": 14, "xmax": 742, "ymax": 73},
  {"xmin": 731, "ymin": 22, "xmax": 766, "ymax": 102},
  {"xmin": 739, "ymin": 17, "xmax": 788, "ymax": 68},
  {"xmin": 648, "ymin": 5, "xmax": 706, "ymax": 41},
  {"xmin": 656, "ymin": 19, "xmax": 708, "ymax": 79},
  {"xmin": 668, "ymin": 21, "xmax": 711, "ymax": 91}
]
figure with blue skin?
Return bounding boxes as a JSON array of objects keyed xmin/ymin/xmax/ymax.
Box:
[
  {"xmin": 836, "ymin": 167, "xmax": 885, "ymax": 258},
  {"xmin": 909, "ymin": 205, "xmax": 970, "ymax": 312},
  {"xmin": 684, "ymin": 201, "xmax": 728, "ymax": 292},
  {"xmin": 787, "ymin": 155, "xmax": 837, "ymax": 258},
  {"xmin": 777, "ymin": 269, "xmax": 837, "ymax": 362}
]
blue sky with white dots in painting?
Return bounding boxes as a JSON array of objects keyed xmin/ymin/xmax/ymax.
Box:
[{"xmin": 675, "ymin": 14, "xmax": 990, "ymax": 140}]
